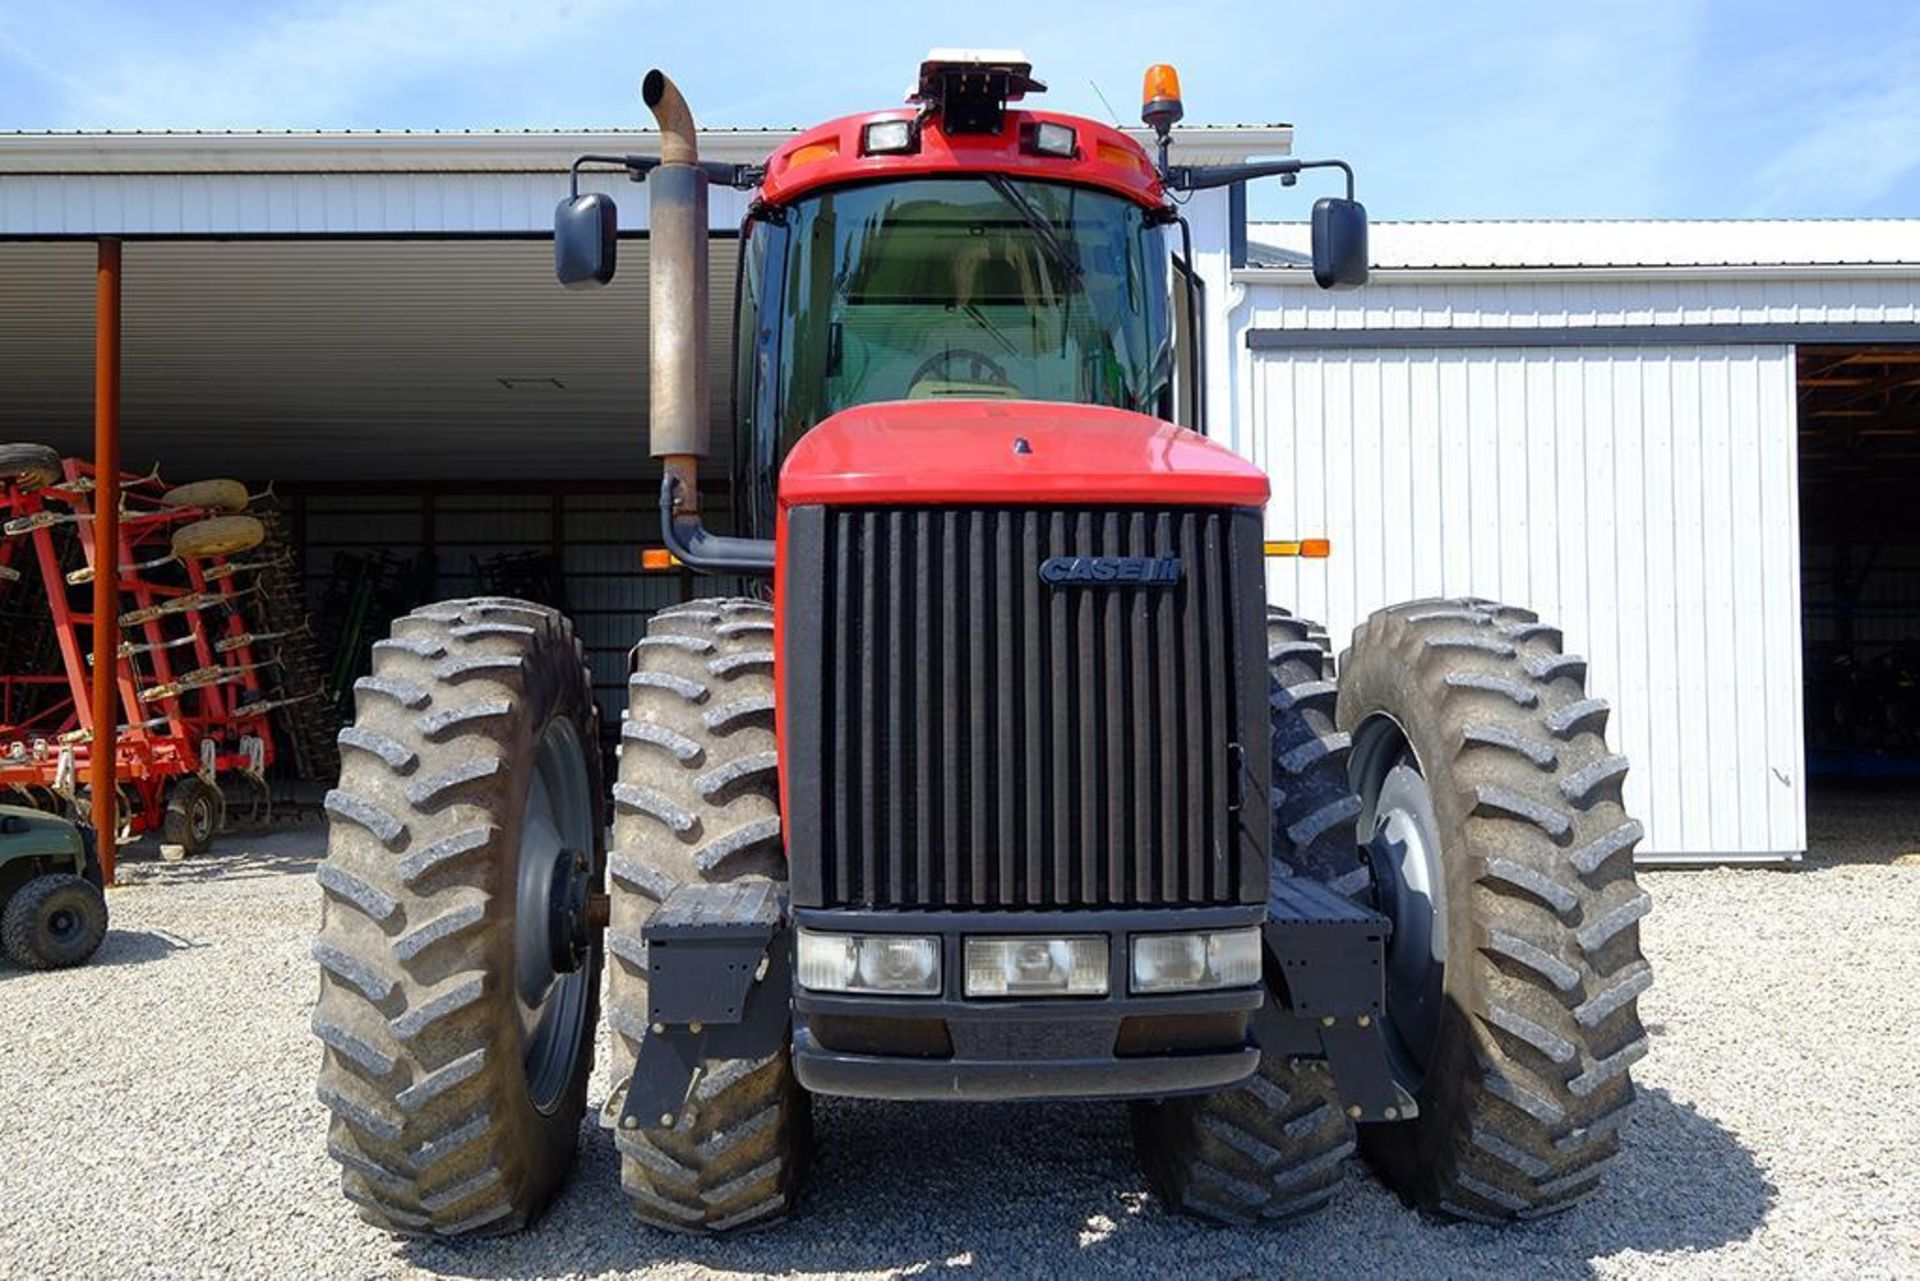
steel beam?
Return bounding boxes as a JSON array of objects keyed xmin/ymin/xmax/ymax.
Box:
[{"xmin": 90, "ymin": 238, "xmax": 121, "ymax": 885}]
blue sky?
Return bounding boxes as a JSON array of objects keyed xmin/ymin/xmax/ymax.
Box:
[{"xmin": 3, "ymin": 0, "xmax": 1916, "ymax": 220}]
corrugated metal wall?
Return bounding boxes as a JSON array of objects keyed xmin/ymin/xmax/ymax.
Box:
[{"xmin": 1245, "ymin": 343, "xmax": 1806, "ymax": 861}]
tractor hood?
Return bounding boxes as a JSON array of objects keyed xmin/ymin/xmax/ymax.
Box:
[{"xmin": 777, "ymin": 400, "xmax": 1269, "ymax": 508}]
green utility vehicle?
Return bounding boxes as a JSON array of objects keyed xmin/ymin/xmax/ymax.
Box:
[{"xmin": 0, "ymin": 804, "xmax": 108, "ymax": 969}]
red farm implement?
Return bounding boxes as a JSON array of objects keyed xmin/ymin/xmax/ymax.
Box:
[{"xmin": 1, "ymin": 442, "xmax": 318, "ymax": 857}]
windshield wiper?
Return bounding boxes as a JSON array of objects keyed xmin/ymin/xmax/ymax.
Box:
[
  {"xmin": 983, "ymin": 174, "xmax": 1083, "ymax": 283},
  {"xmin": 963, "ymin": 303, "xmax": 1021, "ymax": 357}
]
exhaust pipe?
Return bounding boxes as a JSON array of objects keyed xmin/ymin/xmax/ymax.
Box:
[
  {"xmin": 643, "ymin": 69, "xmax": 709, "ymax": 512},
  {"xmin": 642, "ymin": 69, "xmax": 775, "ymax": 574}
]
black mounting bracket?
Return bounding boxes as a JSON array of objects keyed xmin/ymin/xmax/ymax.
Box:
[
  {"xmin": 1167, "ymin": 157, "xmax": 1357, "ymax": 200},
  {"xmin": 1252, "ymin": 874, "xmax": 1419, "ymax": 1123},
  {"xmin": 567, "ymin": 153, "xmax": 763, "ymax": 197},
  {"xmin": 615, "ymin": 881, "xmax": 791, "ymax": 1134}
]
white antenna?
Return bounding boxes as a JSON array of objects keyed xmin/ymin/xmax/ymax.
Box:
[{"xmin": 1088, "ymin": 79, "xmax": 1121, "ymax": 127}]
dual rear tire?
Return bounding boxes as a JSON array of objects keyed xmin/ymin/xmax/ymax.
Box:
[
  {"xmin": 314, "ymin": 595, "xmax": 808, "ymax": 1238},
  {"xmin": 1132, "ymin": 599, "xmax": 1648, "ymax": 1226}
]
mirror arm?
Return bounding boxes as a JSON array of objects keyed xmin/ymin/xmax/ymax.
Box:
[
  {"xmin": 569, "ymin": 154, "xmax": 762, "ymax": 196},
  {"xmin": 659, "ymin": 475, "xmax": 776, "ymax": 576},
  {"xmin": 569, "ymin": 153, "xmax": 660, "ymax": 198},
  {"xmin": 1171, "ymin": 157, "xmax": 1355, "ymax": 200}
]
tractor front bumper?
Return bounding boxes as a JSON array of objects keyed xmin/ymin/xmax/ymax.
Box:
[{"xmin": 790, "ymin": 904, "xmax": 1264, "ymax": 1103}]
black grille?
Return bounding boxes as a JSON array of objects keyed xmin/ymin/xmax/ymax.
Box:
[{"xmin": 783, "ymin": 505, "xmax": 1270, "ymax": 910}]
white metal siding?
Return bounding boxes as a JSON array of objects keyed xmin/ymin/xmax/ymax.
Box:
[{"xmin": 1248, "ymin": 343, "xmax": 1805, "ymax": 861}]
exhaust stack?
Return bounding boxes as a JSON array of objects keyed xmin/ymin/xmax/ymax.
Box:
[{"xmin": 643, "ymin": 68, "xmax": 709, "ymax": 515}]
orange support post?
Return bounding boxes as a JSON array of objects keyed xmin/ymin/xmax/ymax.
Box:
[{"xmin": 90, "ymin": 238, "xmax": 122, "ymax": 885}]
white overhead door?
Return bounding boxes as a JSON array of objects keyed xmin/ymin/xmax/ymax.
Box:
[{"xmin": 1245, "ymin": 344, "xmax": 1804, "ymax": 862}]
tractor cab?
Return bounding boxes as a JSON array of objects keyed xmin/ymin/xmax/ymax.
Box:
[{"xmin": 733, "ymin": 113, "xmax": 1182, "ymax": 525}]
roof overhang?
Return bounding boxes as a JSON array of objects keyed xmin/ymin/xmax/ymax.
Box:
[{"xmin": 0, "ymin": 125, "xmax": 1290, "ymax": 176}]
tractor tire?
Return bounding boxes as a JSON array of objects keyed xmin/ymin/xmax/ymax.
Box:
[
  {"xmin": 0, "ymin": 443, "xmax": 62, "ymax": 491},
  {"xmin": 162, "ymin": 776, "xmax": 220, "ymax": 859},
  {"xmin": 313, "ymin": 598, "xmax": 604, "ymax": 1236},
  {"xmin": 2, "ymin": 872, "xmax": 108, "ymax": 969},
  {"xmin": 1266, "ymin": 606, "xmax": 1368, "ymax": 893},
  {"xmin": 1131, "ymin": 1054, "xmax": 1355, "ymax": 1226},
  {"xmin": 160, "ymin": 478, "xmax": 249, "ymax": 513},
  {"xmin": 1336, "ymin": 598, "xmax": 1650, "ymax": 1222},
  {"xmin": 607, "ymin": 597, "xmax": 810, "ymax": 1234},
  {"xmin": 171, "ymin": 514, "xmax": 265, "ymax": 560},
  {"xmin": 1129, "ymin": 607, "xmax": 1360, "ymax": 1226},
  {"xmin": 1271, "ymin": 602, "xmax": 1332, "ymax": 662}
]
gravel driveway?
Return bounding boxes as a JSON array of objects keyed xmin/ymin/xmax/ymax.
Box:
[{"xmin": 3, "ymin": 790, "xmax": 1917, "ymax": 1280}]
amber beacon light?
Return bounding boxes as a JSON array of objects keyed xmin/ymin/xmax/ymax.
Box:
[{"xmin": 1141, "ymin": 63, "xmax": 1184, "ymax": 130}]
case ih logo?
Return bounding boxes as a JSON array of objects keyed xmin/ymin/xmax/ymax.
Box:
[{"xmin": 1038, "ymin": 555, "xmax": 1183, "ymax": 586}]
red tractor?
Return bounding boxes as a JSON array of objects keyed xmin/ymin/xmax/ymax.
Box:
[{"xmin": 314, "ymin": 53, "xmax": 1650, "ymax": 1235}]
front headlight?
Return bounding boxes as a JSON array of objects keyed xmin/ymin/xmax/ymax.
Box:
[
  {"xmin": 1130, "ymin": 927, "xmax": 1262, "ymax": 994},
  {"xmin": 796, "ymin": 929, "xmax": 941, "ymax": 996},
  {"xmin": 963, "ymin": 935, "xmax": 1109, "ymax": 997}
]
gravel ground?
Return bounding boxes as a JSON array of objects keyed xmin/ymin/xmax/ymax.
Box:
[{"xmin": 3, "ymin": 789, "xmax": 1918, "ymax": 1280}]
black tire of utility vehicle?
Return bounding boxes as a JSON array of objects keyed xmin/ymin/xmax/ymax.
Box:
[
  {"xmin": 313, "ymin": 598, "xmax": 604, "ymax": 1236},
  {"xmin": 608, "ymin": 598, "xmax": 810, "ymax": 1234},
  {"xmin": 1130, "ymin": 608, "xmax": 1362, "ymax": 1226},
  {"xmin": 162, "ymin": 776, "xmax": 220, "ymax": 859},
  {"xmin": 2, "ymin": 873, "xmax": 108, "ymax": 968},
  {"xmin": 0, "ymin": 442, "xmax": 62, "ymax": 491},
  {"xmin": 1337, "ymin": 598, "xmax": 1650, "ymax": 1222}
]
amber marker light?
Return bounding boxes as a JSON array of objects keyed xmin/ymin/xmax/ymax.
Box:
[
  {"xmin": 640, "ymin": 548, "xmax": 681, "ymax": 570},
  {"xmin": 1264, "ymin": 538, "xmax": 1334, "ymax": 558}
]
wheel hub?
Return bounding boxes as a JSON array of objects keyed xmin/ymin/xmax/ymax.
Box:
[
  {"xmin": 512, "ymin": 716, "xmax": 596, "ymax": 1115},
  {"xmin": 1352, "ymin": 716, "xmax": 1448, "ymax": 1094},
  {"xmin": 47, "ymin": 906, "xmax": 79, "ymax": 941},
  {"xmin": 544, "ymin": 847, "xmax": 593, "ymax": 976}
]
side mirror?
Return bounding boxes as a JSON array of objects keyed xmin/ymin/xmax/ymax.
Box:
[
  {"xmin": 1311, "ymin": 196, "xmax": 1369, "ymax": 290},
  {"xmin": 555, "ymin": 192, "xmax": 618, "ymax": 288}
]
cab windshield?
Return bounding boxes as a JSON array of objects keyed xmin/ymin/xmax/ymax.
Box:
[{"xmin": 741, "ymin": 177, "xmax": 1174, "ymax": 467}]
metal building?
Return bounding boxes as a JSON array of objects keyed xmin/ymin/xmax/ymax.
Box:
[
  {"xmin": 1234, "ymin": 221, "xmax": 1920, "ymax": 862},
  {"xmin": 2, "ymin": 129, "xmax": 1917, "ymax": 863}
]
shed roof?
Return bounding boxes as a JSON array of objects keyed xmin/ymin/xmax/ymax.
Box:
[
  {"xmin": 0, "ymin": 124, "xmax": 1290, "ymax": 174},
  {"xmin": 1247, "ymin": 219, "xmax": 1920, "ymax": 272}
]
